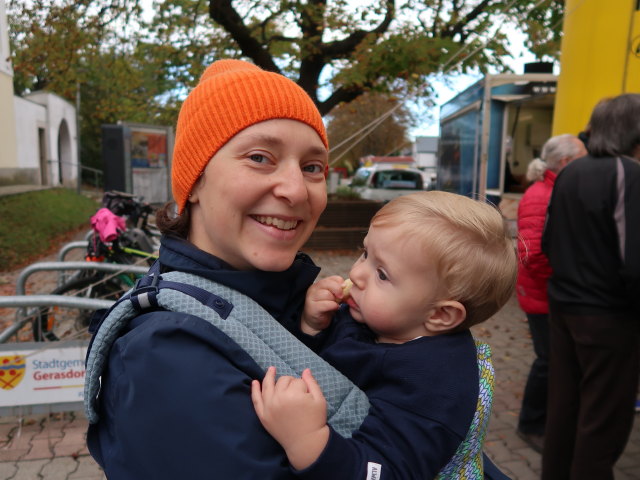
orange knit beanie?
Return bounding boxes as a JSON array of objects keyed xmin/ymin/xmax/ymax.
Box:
[{"xmin": 172, "ymin": 59, "xmax": 328, "ymax": 213}]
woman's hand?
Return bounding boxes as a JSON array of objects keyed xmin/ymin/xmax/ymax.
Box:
[
  {"xmin": 251, "ymin": 367, "xmax": 330, "ymax": 470},
  {"xmin": 301, "ymin": 275, "xmax": 345, "ymax": 335}
]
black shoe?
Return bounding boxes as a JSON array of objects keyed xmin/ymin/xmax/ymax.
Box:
[{"xmin": 516, "ymin": 430, "xmax": 545, "ymax": 453}]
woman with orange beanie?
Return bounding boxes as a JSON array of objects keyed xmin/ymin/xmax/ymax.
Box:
[{"xmin": 85, "ymin": 59, "xmax": 331, "ymax": 478}]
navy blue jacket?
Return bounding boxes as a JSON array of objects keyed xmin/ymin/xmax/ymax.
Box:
[
  {"xmin": 87, "ymin": 236, "xmax": 509, "ymax": 479},
  {"xmin": 87, "ymin": 236, "xmax": 320, "ymax": 479},
  {"xmin": 293, "ymin": 306, "xmax": 502, "ymax": 479}
]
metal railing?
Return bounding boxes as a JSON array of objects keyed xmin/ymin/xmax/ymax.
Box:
[
  {"xmin": 0, "ymin": 261, "xmax": 148, "ymax": 343},
  {"xmin": 56, "ymin": 241, "xmax": 89, "ymax": 262},
  {"xmin": 15, "ymin": 261, "xmax": 149, "ymax": 296},
  {"xmin": 0, "ymin": 295, "xmax": 114, "ymax": 343}
]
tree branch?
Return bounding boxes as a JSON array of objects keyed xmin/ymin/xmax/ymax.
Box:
[
  {"xmin": 296, "ymin": 0, "xmax": 325, "ymax": 90},
  {"xmin": 321, "ymin": 0, "xmax": 395, "ymax": 58},
  {"xmin": 297, "ymin": 0, "xmax": 396, "ymax": 109},
  {"xmin": 431, "ymin": 0, "xmax": 444, "ymax": 37},
  {"xmin": 208, "ymin": 0, "xmax": 280, "ymax": 72},
  {"xmin": 258, "ymin": 10, "xmax": 281, "ymax": 45},
  {"xmin": 318, "ymin": 84, "xmax": 369, "ymax": 116},
  {"xmin": 445, "ymin": 0, "xmax": 494, "ymax": 39}
]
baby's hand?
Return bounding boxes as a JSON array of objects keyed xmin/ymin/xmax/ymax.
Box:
[
  {"xmin": 302, "ymin": 275, "xmax": 346, "ymax": 334},
  {"xmin": 251, "ymin": 367, "xmax": 329, "ymax": 470}
]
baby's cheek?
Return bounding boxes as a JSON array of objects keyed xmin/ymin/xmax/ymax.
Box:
[{"xmin": 362, "ymin": 308, "xmax": 389, "ymax": 330}]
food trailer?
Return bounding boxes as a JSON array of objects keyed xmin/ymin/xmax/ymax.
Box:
[{"xmin": 437, "ymin": 70, "xmax": 558, "ymax": 209}]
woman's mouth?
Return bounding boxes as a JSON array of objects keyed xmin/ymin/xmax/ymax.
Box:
[{"xmin": 252, "ymin": 215, "xmax": 300, "ymax": 231}]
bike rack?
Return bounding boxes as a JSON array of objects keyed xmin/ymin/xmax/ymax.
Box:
[
  {"xmin": 16, "ymin": 261, "xmax": 149, "ymax": 296},
  {"xmin": 56, "ymin": 241, "xmax": 90, "ymax": 286},
  {"xmin": 0, "ymin": 295, "xmax": 114, "ymax": 343},
  {"xmin": 57, "ymin": 241, "xmax": 89, "ymax": 263},
  {"xmin": 0, "ymin": 262, "xmax": 149, "ymax": 343}
]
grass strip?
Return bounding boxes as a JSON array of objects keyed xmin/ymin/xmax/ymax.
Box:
[{"xmin": 0, "ymin": 188, "xmax": 99, "ymax": 271}]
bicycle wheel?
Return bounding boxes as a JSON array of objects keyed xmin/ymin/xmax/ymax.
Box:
[{"xmin": 33, "ymin": 275, "xmax": 127, "ymax": 342}]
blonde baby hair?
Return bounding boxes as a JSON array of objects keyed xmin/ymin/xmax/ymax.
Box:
[{"xmin": 370, "ymin": 191, "xmax": 517, "ymax": 329}]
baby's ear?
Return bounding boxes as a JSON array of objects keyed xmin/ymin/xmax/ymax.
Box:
[{"xmin": 424, "ymin": 301, "xmax": 466, "ymax": 334}]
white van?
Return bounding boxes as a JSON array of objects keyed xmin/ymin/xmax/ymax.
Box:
[{"xmin": 350, "ymin": 165, "xmax": 428, "ymax": 202}]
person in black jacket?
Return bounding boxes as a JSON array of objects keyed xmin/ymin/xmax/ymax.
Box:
[{"xmin": 541, "ymin": 93, "xmax": 640, "ymax": 480}]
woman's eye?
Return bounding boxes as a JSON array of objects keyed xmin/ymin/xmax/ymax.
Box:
[
  {"xmin": 377, "ymin": 269, "xmax": 388, "ymax": 281},
  {"xmin": 302, "ymin": 164, "xmax": 324, "ymax": 174},
  {"xmin": 249, "ymin": 154, "xmax": 269, "ymax": 164}
]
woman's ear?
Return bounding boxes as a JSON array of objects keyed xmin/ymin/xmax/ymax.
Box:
[
  {"xmin": 188, "ymin": 171, "xmax": 206, "ymax": 204},
  {"xmin": 424, "ymin": 301, "xmax": 466, "ymax": 334}
]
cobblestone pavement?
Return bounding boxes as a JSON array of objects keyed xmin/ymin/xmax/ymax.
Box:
[{"xmin": 0, "ymin": 247, "xmax": 638, "ymax": 479}]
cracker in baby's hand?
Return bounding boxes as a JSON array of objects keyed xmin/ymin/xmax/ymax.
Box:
[{"xmin": 341, "ymin": 279, "xmax": 353, "ymax": 299}]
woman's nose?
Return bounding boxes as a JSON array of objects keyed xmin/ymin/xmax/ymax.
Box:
[{"xmin": 273, "ymin": 162, "xmax": 308, "ymax": 204}]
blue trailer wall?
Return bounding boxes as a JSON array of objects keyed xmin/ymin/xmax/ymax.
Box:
[
  {"xmin": 439, "ymin": 102, "xmax": 503, "ymax": 198},
  {"xmin": 439, "ymin": 110, "xmax": 479, "ymax": 196}
]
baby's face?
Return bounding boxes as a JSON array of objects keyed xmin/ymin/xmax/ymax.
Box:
[{"xmin": 345, "ymin": 225, "xmax": 441, "ymax": 344}]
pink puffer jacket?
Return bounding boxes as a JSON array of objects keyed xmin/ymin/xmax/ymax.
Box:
[{"xmin": 516, "ymin": 169, "xmax": 556, "ymax": 314}]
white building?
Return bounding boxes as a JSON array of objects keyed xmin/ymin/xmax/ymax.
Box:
[
  {"xmin": 412, "ymin": 136, "xmax": 439, "ymax": 172},
  {"xmin": 0, "ymin": 0, "xmax": 78, "ymax": 188}
]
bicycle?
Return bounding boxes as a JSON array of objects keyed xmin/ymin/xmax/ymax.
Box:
[{"xmin": 33, "ymin": 192, "xmax": 159, "ymax": 342}]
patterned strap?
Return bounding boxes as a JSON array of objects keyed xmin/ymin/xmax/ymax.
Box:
[
  {"xmin": 85, "ymin": 270, "xmax": 496, "ymax": 476},
  {"xmin": 435, "ymin": 340, "xmax": 495, "ymax": 479},
  {"xmin": 84, "ymin": 271, "xmax": 371, "ymax": 438}
]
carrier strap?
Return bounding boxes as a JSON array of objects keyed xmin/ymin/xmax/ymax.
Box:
[
  {"xmin": 84, "ymin": 270, "xmax": 371, "ymax": 438},
  {"xmin": 435, "ymin": 341, "xmax": 495, "ymax": 479},
  {"xmin": 85, "ymin": 269, "xmax": 495, "ymax": 478}
]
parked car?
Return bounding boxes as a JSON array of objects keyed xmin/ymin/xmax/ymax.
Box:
[{"xmin": 350, "ymin": 165, "xmax": 427, "ymax": 202}]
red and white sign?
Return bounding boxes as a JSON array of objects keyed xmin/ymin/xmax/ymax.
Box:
[{"xmin": 0, "ymin": 342, "xmax": 87, "ymax": 407}]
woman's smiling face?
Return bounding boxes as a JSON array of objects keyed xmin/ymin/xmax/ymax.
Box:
[{"xmin": 187, "ymin": 119, "xmax": 328, "ymax": 271}]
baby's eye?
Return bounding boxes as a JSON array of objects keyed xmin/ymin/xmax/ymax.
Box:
[
  {"xmin": 302, "ymin": 164, "xmax": 324, "ymax": 174},
  {"xmin": 249, "ymin": 154, "xmax": 269, "ymax": 164},
  {"xmin": 377, "ymin": 269, "xmax": 388, "ymax": 281},
  {"xmin": 359, "ymin": 247, "xmax": 367, "ymax": 260}
]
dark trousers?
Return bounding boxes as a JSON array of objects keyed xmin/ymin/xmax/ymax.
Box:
[
  {"xmin": 541, "ymin": 307, "xmax": 639, "ymax": 480},
  {"xmin": 518, "ymin": 313, "xmax": 549, "ymax": 435}
]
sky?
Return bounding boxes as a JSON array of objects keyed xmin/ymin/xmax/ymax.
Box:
[{"xmin": 411, "ymin": 28, "xmax": 540, "ymax": 138}]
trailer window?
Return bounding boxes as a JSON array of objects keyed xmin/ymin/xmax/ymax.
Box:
[{"xmin": 504, "ymin": 104, "xmax": 553, "ymax": 193}]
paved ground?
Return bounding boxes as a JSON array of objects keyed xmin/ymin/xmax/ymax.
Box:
[{"xmin": 0, "ymin": 245, "xmax": 638, "ymax": 479}]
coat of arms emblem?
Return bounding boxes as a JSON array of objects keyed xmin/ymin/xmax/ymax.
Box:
[{"xmin": 0, "ymin": 355, "xmax": 26, "ymax": 390}]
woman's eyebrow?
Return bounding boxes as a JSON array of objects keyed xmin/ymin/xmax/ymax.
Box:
[
  {"xmin": 239, "ymin": 134, "xmax": 284, "ymax": 148},
  {"xmin": 307, "ymin": 145, "xmax": 329, "ymax": 157},
  {"xmin": 239, "ymin": 134, "xmax": 327, "ymax": 156}
]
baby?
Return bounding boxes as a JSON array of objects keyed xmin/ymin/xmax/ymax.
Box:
[{"xmin": 252, "ymin": 191, "xmax": 517, "ymax": 479}]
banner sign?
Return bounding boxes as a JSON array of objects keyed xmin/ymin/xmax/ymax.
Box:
[
  {"xmin": 0, "ymin": 341, "xmax": 87, "ymax": 408},
  {"xmin": 130, "ymin": 128, "xmax": 168, "ymax": 168}
]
